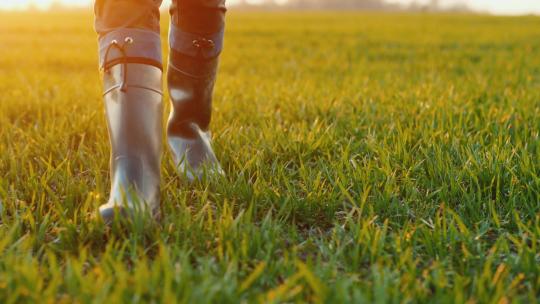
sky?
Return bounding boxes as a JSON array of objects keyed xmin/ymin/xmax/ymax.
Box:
[{"xmin": 1, "ymin": 0, "xmax": 540, "ymax": 15}]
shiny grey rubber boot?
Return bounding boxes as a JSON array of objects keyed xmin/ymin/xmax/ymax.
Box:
[
  {"xmin": 98, "ymin": 63, "xmax": 163, "ymax": 222},
  {"xmin": 167, "ymin": 48, "xmax": 224, "ymax": 182}
]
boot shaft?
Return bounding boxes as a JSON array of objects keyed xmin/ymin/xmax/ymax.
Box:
[
  {"xmin": 167, "ymin": 54, "xmax": 218, "ymax": 138},
  {"xmin": 104, "ymin": 64, "xmax": 163, "ymax": 163},
  {"xmin": 167, "ymin": 24, "xmax": 223, "ymax": 139}
]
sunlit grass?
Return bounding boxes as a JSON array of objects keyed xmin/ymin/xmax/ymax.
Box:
[{"xmin": 0, "ymin": 11, "xmax": 539, "ymax": 303}]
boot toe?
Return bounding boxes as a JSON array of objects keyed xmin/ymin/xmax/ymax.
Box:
[
  {"xmin": 169, "ymin": 127, "xmax": 224, "ymax": 182},
  {"xmin": 98, "ymin": 204, "xmax": 129, "ymax": 223},
  {"xmin": 182, "ymin": 162, "xmax": 225, "ymax": 182}
]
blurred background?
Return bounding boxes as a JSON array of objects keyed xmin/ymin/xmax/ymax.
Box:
[{"xmin": 0, "ymin": 0, "xmax": 540, "ymax": 15}]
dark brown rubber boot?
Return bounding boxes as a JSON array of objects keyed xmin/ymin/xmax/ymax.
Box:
[{"xmin": 167, "ymin": 39, "xmax": 224, "ymax": 182}]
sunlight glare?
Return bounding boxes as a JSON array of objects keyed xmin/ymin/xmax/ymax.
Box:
[
  {"xmin": 0, "ymin": 0, "xmax": 91, "ymax": 10},
  {"xmin": 0, "ymin": 0, "xmax": 540, "ymax": 14}
]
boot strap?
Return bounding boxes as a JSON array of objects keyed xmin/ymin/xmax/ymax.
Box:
[
  {"xmin": 103, "ymin": 64, "xmax": 163, "ymax": 96},
  {"xmin": 169, "ymin": 25, "xmax": 224, "ymax": 59},
  {"xmin": 168, "ymin": 59, "xmax": 218, "ymax": 80},
  {"xmin": 99, "ymin": 29, "xmax": 162, "ymax": 70}
]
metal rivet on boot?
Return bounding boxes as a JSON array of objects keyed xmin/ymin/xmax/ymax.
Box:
[{"xmin": 192, "ymin": 38, "xmax": 215, "ymax": 50}]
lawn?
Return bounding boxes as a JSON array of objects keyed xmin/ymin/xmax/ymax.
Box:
[{"xmin": 0, "ymin": 11, "xmax": 539, "ymax": 303}]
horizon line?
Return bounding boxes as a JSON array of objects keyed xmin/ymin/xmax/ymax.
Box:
[{"xmin": 0, "ymin": 4, "xmax": 538, "ymax": 16}]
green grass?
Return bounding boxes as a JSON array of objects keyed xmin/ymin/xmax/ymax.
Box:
[{"xmin": 0, "ymin": 11, "xmax": 539, "ymax": 303}]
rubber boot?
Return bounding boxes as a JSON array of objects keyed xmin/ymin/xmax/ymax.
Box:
[
  {"xmin": 167, "ymin": 28, "xmax": 225, "ymax": 182},
  {"xmin": 98, "ymin": 63, "xmax": 163, "ymax": 222}
]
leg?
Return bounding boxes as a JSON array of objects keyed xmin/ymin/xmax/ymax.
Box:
[
  {"xmin": 94, "ymin": 0, "xmax": 164, "ymax": 221},
  {"xmin": 167, "ymin": 0, "xmax": 227, "ymax": 181},
  {"xmin": 169, "ymin": 0, "xmax": 226, "ymax": 34}
]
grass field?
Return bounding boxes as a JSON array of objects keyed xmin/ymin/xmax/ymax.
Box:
[{"xmin": 0, "ymin": 11, "xmax": 539, "ymax": 303}]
